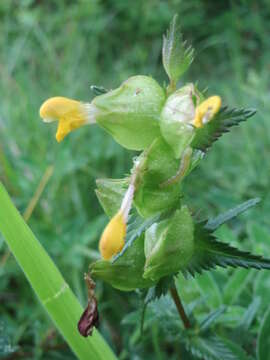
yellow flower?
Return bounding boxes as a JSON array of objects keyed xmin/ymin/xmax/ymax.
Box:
[
  {"xmin": 99, "ymin": 211, "xmax": 126, "ymax": 260},
  {"xmin": 39, "ymin": 97, "xmax": 96, "ymax": 142},
  {"xmin": 193, "ymin": 96, "xmax": 222, "ymax": 128},
  {"xmin": 99, "ymin": 183, "xmax": 135, "ymax": 260}
]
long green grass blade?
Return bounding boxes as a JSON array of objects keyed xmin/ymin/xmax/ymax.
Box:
[{"xmin": 0, "ymin": 182, "xmax": 116, "ymax": 360}]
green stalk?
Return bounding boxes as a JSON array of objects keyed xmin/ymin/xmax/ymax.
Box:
[{"xmin": 0, "ymin": 182, "xmax": 116, "ymax": 360}]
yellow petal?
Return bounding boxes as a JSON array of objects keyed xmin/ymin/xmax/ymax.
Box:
[
  {"xmin": 39, "ymin": 97, "xmax": 88, "ymax": 142},
  {"xmin": 99, "ymin": 211, "xmax": 126, "ymax": 260},
  {"xmin": 193, "ymin": 96, "xmax": 222, "ymax": 128}
]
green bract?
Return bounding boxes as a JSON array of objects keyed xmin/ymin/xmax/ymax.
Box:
[
  {"xmin": 133, "ymin": 137, "xmax": 181, "ymax": 218},
  {"xmin": 160, "ymin": 84, "xmax": 197, "ymax": 158},
  {"xmin": 91, "ymin": 235, "xmax": 154, "ymax": 291},
  {"xmin": 144, "ymin": 207, "xmax": 194, "ymax": 281},
  {"xmin": 92, "ymin": 75, "xmax": 166, "ymax": 150},
  {"xmin": 95, "ymin": 178, "xmax": 128, "ymax": 218}
]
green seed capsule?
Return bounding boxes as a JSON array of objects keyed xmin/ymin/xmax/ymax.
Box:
[
  {"xmin": 160, "ymin": 84, "xmax": 199, "ymax": 158},
  {"xmin": 92, "ymin": 76, "xmax": 166, "ymax": 150},
  {"xmin": 133, "ymin": 137, "xmax": 182, "ymax": 218},
  {"xmin": 143, "ymin": 206, "xmax": 194, "ymax": 281},
  {"xmin": 91, "ymin": 235, "xmax": 154, "ymax": 291}
]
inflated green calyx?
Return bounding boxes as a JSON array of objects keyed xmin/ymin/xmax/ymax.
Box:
[
  {"xmin": 92, "ymin": 75, "xmax": 166, "ymax": 150},
  {"xmin": 144, "ymin": 206, "xmax": 194, "ymax": 281}
]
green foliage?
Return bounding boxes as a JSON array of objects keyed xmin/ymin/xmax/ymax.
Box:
[
  {"xmin": 144, "ymin": 206, "xmax": 194, "ymax": 281},
  {"xmin": 1, "ymin": 1, "xmax": 270, "ymax": 359},
  {"xmin": 133, "ymin": 137, "xmax": 181, "ymax": 218},
  {"xmin": 206, "ymin": 198, "xmax": 261, "ymax": 231},
  {"xmin": 96, "ymin": 178, "xmax": 128, "ymax": 217},
  {"xmin": 191, "ymin": 107, "xmax": 256, "ymax": 152},
  {"xmin": 91, "ymin": 235, "xmax": 154, "ymax": 291},
  {"xmin": 160, "ymin": 84, "xmax": 197, "ymax": 158},
  {"xmin": 162, "ymin": 14, "xmax": 194, "ymax": 88},
  {"xmin": 257, "ymin": 307, "xmax": 270, "ymax": 360},
  {"xmin": 92, "ymin": 76, "xmax": 165, "ymax": 150},
  {"xmin": 184, "ymin": 224, "xmax": 270, "ymax": 277},
  {"xmin": 183, "ymin": 335, "xmax": 237, "ymax": 360}
]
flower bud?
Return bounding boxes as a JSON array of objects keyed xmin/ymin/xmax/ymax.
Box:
[
  {"xmin": 99, "ymin": 181, "xmax": 135, "ymax": 260},
  {"xmin": 92, "ymin": 76, "xmax": 166, "ymax": 150},
  {"xmin": 193, "ymin": 96, "xmax": 221, "ymax": 128},
  {"xmin": 143, "ymin": 206, "xmax": 194, "ymax": 281},
  {"xmin": 99, "ymin": 211, "xmax": 126, "ymax": 260},
  {"xmin": 160, "ymin": 84, "xmax": 198, "ymax": 158}
]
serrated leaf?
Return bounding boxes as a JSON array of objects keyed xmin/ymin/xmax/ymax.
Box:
[
  {"xmin": 194, "ymin": 272, "xmax": 222, "ymax": 309},
  {"xmin": 257, "ymin": 307, "xmax": 270, "ymax": 360},
  {"xmin": 90, "ymin": 85, "xmax": 108, "ymax": 96},
  {"xmin": 162, "ymin": 14, "xmax": 194, "ymax": 85},
  {"xmin": 199, "ymin": 307, "xmax": 225, "ymax": 332},
  {"xmin": 254, "ymin": 271, "xmax": 270, "ymax": 310},
  {"xmin": 223, "ymin": 269, "xmax": 254, "ymax": 305},
  {"xmin": 95, "ymin": 177, "xmax": 128, "ymax": 217},
  {"xmin": 113, "ymin": 212, "xmax": 160, "ymax": 262},
  {"xmin": 140, "ymin": 276, "xmax": 174, "ymax": 334},
  {"xmin": 220, "ymin": 338, "xmax": 251, "ymax": 360},
  {"xmin": 91, "ymin": 234, "xmax": 154, "ymax": 291},
  {"xmin": 240, "ymin": 297, "xmax": 261, "ymax": 330},
  {"xmin": 216, "ymin": 306, "xmax": 246, "ymax": 328},
  {"xmin": 206, "ymin": 198, "xmax": 260, "ymax": 231},
  {"xmin": 184, "ymin": 335, "xmax": 237, "ymax": 360},
  {"xmin": 183, "ymin": 224, "xmax": 270, "ymax": 277},
  {"xmin": 145, "ymin": 276, "xmax": 174, "ymax": 304},
  {"xmin": 191, "ymin": 107, "xmax": 256, "ymax": 152}
]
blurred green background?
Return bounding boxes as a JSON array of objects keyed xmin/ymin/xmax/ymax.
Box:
[{"xmin": 0, "ymin": 0, "xmax": 270, "ymax": 359}]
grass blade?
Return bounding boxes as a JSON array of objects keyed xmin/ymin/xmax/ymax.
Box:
[{"xmin": 0, "ymin": 182, "xmax": 116, "ymax": 360}]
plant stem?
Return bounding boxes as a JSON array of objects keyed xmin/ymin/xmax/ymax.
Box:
[
  {"xmin": 0, "ymin": 182, "xmax": 116, "ymax": 360},
  {"xmin": 170, "ymin": 285, "xmax": 191, "ymax": 329},
  {"xmin": 23, "ymin": 165, "xmax": 54, "ymax": 222},
  {"xmin": 1, "ymin": 166, "xmax": 53, "ymax": 267}
]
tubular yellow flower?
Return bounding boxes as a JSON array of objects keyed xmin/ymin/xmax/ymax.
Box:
[
  {"xmin": 99, "ymin": 211, "xmax": 126, "ymax": 260},
  {"xmin": 39, "ymin": 97, "xmax": 96, "ymax": 142},
  {"xmin": 99, "ymin": 182, "xmax": 135, "ymax": 260},
  {"xmin": 193, "ymin": 96, "xmax": 222, "ymax": 128}
]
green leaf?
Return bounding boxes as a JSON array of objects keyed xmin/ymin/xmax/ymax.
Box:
[
  {"xmin": 194, "ymin": 272, "xmax": 222, "ymax": 309},
  {"xmin": 183, "ymin": 224, "xmax": 270, "ymax": 277},
  {"xmin": 95, "ymin": 177, "xmax": 128, "ymax": 217},
  {"xmin": 184, "ymin": 335, "xmax": 237, "ymax": 360},
  {"xmin": 162, "ymin": 15, "xmax": 194, "ymax": 86},
  {"xmin": 144, "ymin": 207, "xmax": 194, "ymax": 281},
  {"xmin": 145, "ymin": 276, "xmax": 174, "ymax": 304},
  {"xmin": 191, "ymin": 107, "xmax": 256, "ymax": 152},
  {"xmin": 206, "ymin": 198, "xmax": 260, "ymax": 231},
  {"xmin": 257, "ymin": 307, "xmax": 270, "ymax": 360},
  {"xmin": 254, "ymin": 271, "xmax": 270, "ymax": 310},
  {"xmin": 90, "ymin": 85, "xmax": 108, "ymax": 96},
  {"xmin": 0, "ymin": 325, "xmax": 17, "ymax": 356},
  {"xmin": 240, "ymin": 297, "xmax": 261, "ymax": 330},
  {"xmin": 199, "ymin": 307, "xmax": 225, "ymax": 332},
  {"xmin": 113, "ymin": 211, "xmax": 160, "ymax": 262},
  {"xmin": 223, "ymin": 269, "xmax": 254, "ymax": 305},
  {"xmin": 91, "ymin": 235, "xmax": 155, "ymax": 291},
  {"xmin": 216, "ymin": 306, "xmax": 246, "ymax": 328},
  {"xmin": 0, "ymin": 183, "xmax": 116, "ymax": 360},
  {"xmin": 220, "ymin": 338, "xmax": 251, "ymax": 360},
  {"xmin": 140, "ymin": 276, "xmax": 174, "ymax": 333}
]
